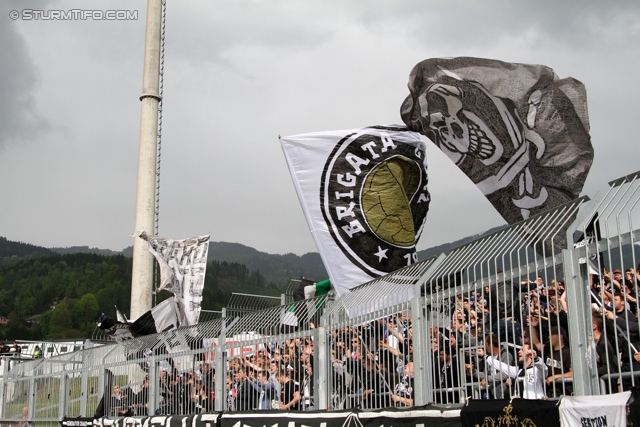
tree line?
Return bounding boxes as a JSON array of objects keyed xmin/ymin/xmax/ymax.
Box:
[{"xmin": 0, "ymin": 253, "xmax": 281, "ymax": 341}]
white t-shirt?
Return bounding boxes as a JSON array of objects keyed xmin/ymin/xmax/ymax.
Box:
[{"xmin": 485, "ymin": 356, "xmax": 547, "ymax": 399}]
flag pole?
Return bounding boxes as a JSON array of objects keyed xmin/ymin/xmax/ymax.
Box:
[{"xmin": 130, "ymin": 0, "xmax": 163, "ymax": 320}]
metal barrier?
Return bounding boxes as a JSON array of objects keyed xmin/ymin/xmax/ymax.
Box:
[{"xmin": 1, "ymin": 171, "xmax": 639, "ymax": 424}]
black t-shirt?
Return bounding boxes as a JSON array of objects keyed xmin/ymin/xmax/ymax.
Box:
[
  {"xmin": 282, "ymin": 380, "xmax": 300, "ymax": 411},
  {"xmin": 543, "ymin": 344, "xmax": 571, "ymax": 378},
  {"xmin": 236, "ymin": 380, "xmax": 258, "ymax": 411}
]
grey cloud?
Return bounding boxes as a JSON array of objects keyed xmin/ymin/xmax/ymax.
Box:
[{"xmin": 0, "ymin": 2, "xmax": 50, "ymax": 148}]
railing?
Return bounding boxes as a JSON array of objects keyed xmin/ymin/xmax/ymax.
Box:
[{"xmin": 2, "ymin": 170, "xmax": 639, "ymax": 424}]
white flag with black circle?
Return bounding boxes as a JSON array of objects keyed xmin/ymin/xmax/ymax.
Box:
[{"xmin": 281, "ymin": 126, "xmax": 429, "ymax": 296}]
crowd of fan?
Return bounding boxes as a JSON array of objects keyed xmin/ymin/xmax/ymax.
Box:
[
  {"xmin": 105, "ymin": 265, "xmax": 640, "ymax": 415},
  {"xmin": 106, "ymin": 338, "xmax": 316, "ymax": 415}
]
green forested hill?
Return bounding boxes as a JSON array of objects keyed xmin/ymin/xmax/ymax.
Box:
[
  {"xmin": 0, "ymin": 236, "xmax": 56, "ymax": 265},
  {"xmin": 206, "ymin": 241, "xmax": 328, "ymax": 285},
  {"xmin": 46, "ymin": 241, "xmax": 329, "ymax": 286},
  {"xmin": 0, "ymin": 251, "xmax": 282, "ymax": 341}
]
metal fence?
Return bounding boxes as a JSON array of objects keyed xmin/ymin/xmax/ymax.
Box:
[{"xmin": 1, "ymin": 170, "xmax": 639, "ymax": 424}]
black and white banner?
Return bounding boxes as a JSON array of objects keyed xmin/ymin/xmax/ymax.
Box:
[
  {"xmin": 134, "ymin": 232, "xmax": 210, "ymax": 326},
  {"xmin": 401, "ymin": 57, "xmax": 593, "ymax": 224},
  {"xmin": 281, "ymin": 126, "xmax": 430, "ymax": 295},
  {"xmin": 67, "ymin": 414, "xmax": 220, "ymax": 427},
  {"xmin": 65, "ymin": 406, "xmax": 461, "ymax": 427}
]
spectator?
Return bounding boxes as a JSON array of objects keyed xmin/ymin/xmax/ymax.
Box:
[
  {"xmin": 234, "ymin": 368, "xmax": 258, "ymax": 411},
  {"xmin": 392, "ymin": 361, "xmax": 415, "ymax": 406},
  {"xmin": 482, "ymin": 344, "xmax": 546, "ymax": 399},
  {"xmin": 132, "ymin": 377, "xmax": 150, "ymax": 416},
  {"xmin": 543, "ymin": 327, "xmax": 572, "ymax": 397},
  {"xmin": 111, "ymin": 385, "xmax": 133, "ymax": 416},
  {"xmin": 278, "ymin": 369, "xmax": 301, "ymax": 411},
  {"xmin": 477, "ymin": 333, "xmax": 515, "ymax": 399},
  {"xmin": 248, "ymin": 370, "xmax": 278, "ymax": 410},
  {"xmin": 17, "ymin": 407, "xmax": 28, "ymax": 426},
  {"xmin": 434, "ymin": 345, "xmax": 460, "ymax": 404},
  {"xmin": 592, "ymin": 313, "xmax": 619, "ymax": 393},
  {"xmin": 32, "ymin": 346, "xmax": 42, "ymax": 359},
  {"xmin": 604, "ymin": 291, "xmax": 640, "ymax": 390},
  {"xmin": 11, "ymin": 341, "xmax": 21, "ymax": 356}
]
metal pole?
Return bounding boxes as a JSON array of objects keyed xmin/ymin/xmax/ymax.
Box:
[
  {"xmin": 148, "ymin": 355, "xmax": 158, "ymax": 416},
  {"xmin": 214, "ymin": 327, "xmax": 226, "ymax": 411},
  {"xmin": 58, "ymin": 375, "xmax": 67, "ymax": 420},
  {"xmin": 79, "ymin": 362, "xmax": 88, "ymax": 417},
  {"xmin": 27, "ymin": 375, "xmax": 35, "ymax": 427},
  {"xmin": 0, "ymin": 356, "xmax": 9, "ymax": 419},
  {"xmin": 563, "ymin": 248, "xmax": 598, "ymax": 395},
  {"xmin": 410, "ymin": 295, "xmax": 428, "ymax": 405},
  {"xmin": 315, "ymin": 326, "xmax": 328, "ymax": 410},
  {"xmin": 131, "ymin": 0, "xmax": 164, "ymax": 320}
]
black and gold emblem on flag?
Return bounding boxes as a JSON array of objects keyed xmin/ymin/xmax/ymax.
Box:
[
  {"xmin": 320, "ymin": 127, "xmax": 429, "ymax": 276},
  {"xmin": 461, "ymin": 399, "xmax": 560, "ymax": 427}
]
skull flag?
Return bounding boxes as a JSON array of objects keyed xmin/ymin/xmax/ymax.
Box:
[
  {"xmin": 401, "ymin": 57, "xmax": 593, "ymax": 224},
  {"xmin": 280, "ymin": 126, "xmax": 430, "ymax": 296}
]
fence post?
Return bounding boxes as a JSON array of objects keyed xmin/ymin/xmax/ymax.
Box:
[
  {"xmin": 79, "ymin": 354, "xmax": 88, "ymax": 416},
  {"xmin": 563, "ymin": 248, "xmax": 599, "ymax": 395},
  {"xmin": 96, "ymin": 364, "xmax": 105, "ymax": 418},
  {"xmin": 214, "ymin": 324, "xmax": 226, "ymax": 411},
  {"xmin": 27, "ymin": 372, "xmax": 35, "ymax": 426},
  {"xmin": 58, "ymin": 374, "xmax": 67, "ymax": 420},
  {"xmin": 315, "ymin": 325, "xmax": 328, "ymax": 410},
  {"xmin": 148, "ymin": 354, "xmax": 158, "ymax": 416},
  {"xmin": 0, "ymin": 356, "xmax": 8, "ymax": 418},
  {"xmin": 410, "ymin": 295, "xmax": 429, "ymax": 406}
]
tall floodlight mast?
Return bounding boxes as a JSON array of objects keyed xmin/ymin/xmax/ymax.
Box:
[{"xmin": 130, "ymin": 0, "xmax": 164, "ymax": 320}]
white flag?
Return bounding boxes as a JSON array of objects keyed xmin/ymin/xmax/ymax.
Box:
[
  {"xmin": 134, "ymin": 232, "xmax": 210, "ymax": 326},
  {"xmin": 280, "ymin": 126, "xmax": 429, "ymax": 295},
  {"xmin": 559, "ymin": 391, "xmax": 630, "ymax": 427}
]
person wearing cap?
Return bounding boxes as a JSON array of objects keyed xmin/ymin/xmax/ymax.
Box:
[
  {"xmin": 613, "ymin": 269, "xmax": 624, "ymax": 286},
  {"xmin": 543, "ymin": 326, "xmax": 572, "ymax": 397}
]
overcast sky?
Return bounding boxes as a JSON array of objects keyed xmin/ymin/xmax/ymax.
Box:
[{"xmin": 1, "ymin": 0, "xmax": 639, "ymax": 256}]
